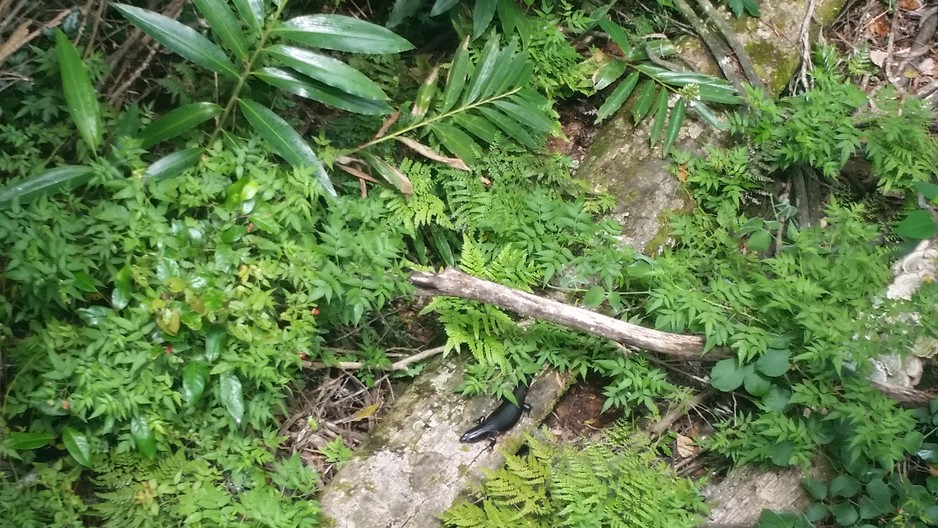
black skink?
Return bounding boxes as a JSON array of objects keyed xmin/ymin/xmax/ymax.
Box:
[{"xmin": 459, "ymin": 384, "xmax": 530, "ymax": 444}]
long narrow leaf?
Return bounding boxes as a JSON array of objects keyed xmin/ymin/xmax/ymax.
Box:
[
  {"xmin": 252, "ymin": 67, "xmax": 392, "ymax": 115},
  {"xmin": 476, "ymin": 106, "xmax": 539, "ymax": 149},
  {"xmin": 144, "ymin": 148, "xmax": 203, "ymax": 182},
  {"xmin": 113, "ymin": 4, "xmax": 238, "ymax": 77},
  {"xmin": 630, "ymin": 81, "xmax": 656, "ymax": 124},
  {"xmin": 662, "ymin": 97, "xmax": 686, "ymax": 156},
  {"xmin": 0, "ymin": 165, "xmax": 94, "ymax": 209},
  {"xmin": 481, "ymin": 38, "xmax": 518, "ymax": 99},
  {"xmin": 451, "ymin": 113, "xmax": 503, "ymax": 144},
  {"xmin": 138, "ymin": 102, "xmax": 221, "ymax": 149},
  {"xmin": 492, "ymin": 99, "xmax": 553, "ymax": 133},
  {"xmin": 497, "ymin": 50, "xmax": 532, "ymax": 91},
  {"xmin": 595, "ymin": 71, "xmax": 639, "ymax": 124},
  {"xmin": 361, "ymin": 152, "xmax": 413, "ymax": 194},
  {"xmin": 191, "ymin": 0, "xmax": 249, "ymax": 61},
  {"xmin": 440, "ymin": 36, "xmax": 470, "ymax": 114},
  {"xmin": 689, "ymin": 99, "xmax": 728, "ymax": 130},
  {"xmin": 648, "ymin": 88, "xmax": 669, "ymax": 146},
  {"xmin": 593, "ymin": 60, "xmax": 627, "ymax": 91},
  {"xmin": 430, "ymin": 0, "xmax": 460, "ymax": 16},
  {"xmin": 463, "ymin": 34, "xmax": 500, "ymax": 105},
  {"xmin": 473, "ymin": 0, "xmax": 497, "ymax": 38},
  {"xmin": 276, "ymin": 15, "xmax": 413, "ymax": 54},
  {"xmin": 411, "ymin": 66, "xmax": 439, "ymax": 121},
  {"xmin": 598, "ymin": 19, "xmax": 630, "ymax": 55},
  {"xmin": 430, "ymin": 122, "xmax": 481, "ymax": 166},
  {"xmin": 388, "ymin": 0, "xmax": 424, "ymax": 28},
  {"xmin": 264, "ymin": 45, "xmax": 387, "ymax": 100},
  {"xmin": 55, "ymin": 31, "xmax": 102, "ymax": 151},
  {"xmin": 233, "ymin": 0, "xmax": 265, "ymax": 35},
  {"xmin": 496, "ymin": 0, "xmax": 522, "ymax": 37},
  {"xmin": 697, "ymin": 84, "xmax": 744, "ymax": 105},
  {"xmin": 238, "ymin": 99, "xmax": 337, "ymax": 197}
]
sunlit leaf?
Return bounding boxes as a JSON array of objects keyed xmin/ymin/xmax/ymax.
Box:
[
  {"xmin": 473, "ymin": 0, "xmax": 497, "ymax": 38},
  {"xmin": 411, "ymin": 66, "xmax": 439, "ymax": 121},
  {"xmin": 238, "ymin": 99, "xmax": 336, "ymax": 197},
  {"xmin": 130, "ymin": 416, "xmax": 156, "ymax": 460},
  {"xmin": 192, "ymin": 0, "xmax": 250, "ymax": 60},
  {"xmin": 113, "ymin": 3, "xmax": 238, "ymax": 77},
  {"xmin": 593, "ymin": 60, "xmax": 627, "ymax": 91},
  {"xmin": 430, "ymin": 0, "xmax": 459, "ymax": 16},
  {"xmin": 7, "ymin": 431, "xmax": 56, "ymax": 450},
  {"xmin": 264, "ymin": 45, "xmax": 387, "ymax": 100},
  {"xmin": 219, "ymin": 372, "xmax": 245, "ymax": 425},
  {"xmin": 463, "ymin": 34, "xmax": 500, "ymax": 104},
  {"xmin": 112, "ymin": 265, "xmax": 133, "ymax": 310},
  {"xmin": 492, "ymin": 98, "xmax": 553, "ymax": 133},
  {"xmin": 138, "ymin": 102, "xmax": 221, "ymax": 149},
  {"xmin": 0, "ymin": 165, "xmax": 94, "ymax": 209},
  {"xmin": 476, "ymin": 106, "xmax": 539, "ymax": 149},
  {"xmin": 62, "ymin": 427, "xmax": 92, "ymax": 467},
  {"xmin": 440, "ymin": 37, "xmax": 470, "ymax": 114},
  {"xmin": 451, "ymin": 113, "xmax": 503, "ymax": 144},
  {"xmin": 233, "ymin": 0, "xmax": 265, "ymax": 35},
  {"xmin": 252, "ymin": 67, "xmax": 392, "ymax": 115},
  {"xmin": 430, "ymin": 122, "xmax": 481, "ymax": 166},
  {"xmin": 276, "ymin": 14, "xmax": 413, "ymax": 54},
  {"xmin": 143, "ymin": 148, "xmax": 202, "ymax": 182},
  {"xmin": 688, "ymin": 99, "xmax": 727, "ymax": 129},
  {"xmin": 55, "ymin": 30, "xmax": 102, "ymax": 151}
]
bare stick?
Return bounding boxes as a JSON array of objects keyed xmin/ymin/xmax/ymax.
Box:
[
  {"xmin": 693, "ymin": 0, "xmax": 764, "ymax": 88},
  {"xmin": 305, "ymin": 345, "xmax": 447, "ymax": 371}
]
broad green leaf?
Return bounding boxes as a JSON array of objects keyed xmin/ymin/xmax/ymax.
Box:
[
  {"xmin": 130, "ymin": 416, "xmax": 156, "ymax": 460},
  {"xmin": 233, "ymin": 0, "xmax": 265, "ymax": 35},
  {"xmin": 204, "ymin": 325, "xmax": 227, "ymax": 361},
  {"xmin": 747, "ymin": 229, "xmax": 772, "ymax": 252},
  {"xmin": 766, "ymin": 441, "xmax": 793, "ymax": 466},
  {"xmin": 865, "ymin": 479, "xmax": 891, "ymax": 509},
  {"xmin": 192, "ymin": 0, "xmax": 250, "ymax": 61},
  {"xmin": 496, "ymin": 0, "xmax": 521, "ymax": 37},
  {"xmin": 476, "ymin": 106, "xmax": 539, "ymax": 149},
  {"xmin": 473, "ymin": 0, "xmax": 497, "ymax": 38},
  {"xmin": 361, "ymin": 152, "xmax": 414, "ymax": 194},
  {"xmin": 649, "ymin": 88, "xmax": 669, "ymax": 146},
  {"xmin": 430, "ymin": 0, "xmax": 459, "ymax": 16},
  {"xmin": 804, "ymin": 503, "xmax": 828, "ymax": 522},
  {"xmin": 598, "ymin": 19, "xmax": 630, "ymax": 55},
  {"xmin": 138, "ymin": 102, "xmax": 221, "ymax": 149},
  {"xmin": 264, "ymin": 45, "xmax": 387, "ymax": 100},
  {"xmin": 583, "ymin": 286, "xmax": 605, "ymax": 307},
  {"xmin": 113, "ymin": 4, "xmax": 237, "ymax": 77},
  {"xmin": 830, "ymin": 475, "xmax": 861, "ymax": 498},
  {"xmin": 73, "ymin": 270, "xmax": 96, "ymax": 292},
  {"xmin": 440, "ymin": 37, "xmax": 470, "ymax": 114},
  {"xmin": 481, "ymin": 39, "xmax": 520, "ymax": 99},
  {"xmin": 238, "ymin": 99, "xmax": 336, "ymax": 197},
  {"xmin": 743, "ymin": 371, "xmax": 771, "ymax": 396},
  {"xmin": 697, "ymin": 84, "xmax": 744, "ymax": 105},
  {"xmin": 452, "ymin": 113, "xmax": 503, "ymax": 144},
  {"xmin": 219, "ymin": 372, "xmax": 245, "ymax": 425},
  {"xmin": 144, "ymin": 148, "xmax": 202, "ymax": 182},
  {"xmin": 112, "ymin": 265, "xmax": 133, "ymax": 310},
  {"xmin": 801, "ymin": 477, "xmax": 828, "ymax": 500},
  {"xmin": 595, "ymin": 71, "xmax": 640, "ymax": 123},
  {"xmin": 913, "ymin": 181, "xmax": 938, "ymax": 201},
  {"xmin": 830, "ymin": 503, "xmax": 858, "ymax": 526},
  {"xmin": 252, "ymin": 67, "xmax": 392, "ymax": 115},
  {"xmin": 492, "ymin": 98, "xmax": 553, "ymax": 133},
  {"xmin": 499, "ymin": 50, "xmax": 533, "ymax": 90},
  {"xmin": 896, "ymin": 209, "xmax": 937, "ymax": 239},
  {"xmin": 430, "ymin": 122, "xmax": 481, "ymax": 166},
  {"xmin": 662, "ymin": 97, "xmax": 686, "ymax": 156},
  {"xmin": 55, "ymin": 31, "xmax": 102, "ymax": 151},
  {"xmin": 762, "ymin": 385, "xmax": 790, "ymax": 411},
  {"xmin": 411, "ymin": 66, "xmax": 439, "ymax": 121},
  {"xmin": 756, "ymin": 348, "xmax": 791, "ymax": 377},
  {"xmin": 710, "ymin": 358, "xmax": 745, "ymax": 392},
  {"xmin": 388, "ymin": 0, "xmax": 424, "ymax": 28},
  {"xmin": 8, "ymin": 431, "xmax": 56, "ymax": 450},
  {"xmin": 0, "ymin": 165, "xmax": 94, "ymax": 209},
  {"xmin": 183, "ymin": 361, "xmax": 209, "ymax": 407},
  {"xmin": 277, "ymin": 15, "xmax": 413, "ymax": 54},
  {"xmin": 62, "ymin": 427, "xmax": 92, "ymax": 467},
  {"xmin": 463, "ymin": 34, "xmax": 500, "ymax": 105},
  {"xmin": 593, "ymin": 60, "xmax": 627, "ymax": 91},
  {"xmin": 630, "ymin": 81, "xmax": 656, "ymax": 124}
]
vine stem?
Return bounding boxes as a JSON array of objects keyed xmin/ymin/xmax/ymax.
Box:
[{"xmin": 206, "ymin": 1, "xmax": 289, "ymax": 146}]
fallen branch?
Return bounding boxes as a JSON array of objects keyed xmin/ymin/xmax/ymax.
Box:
[{"xmin": 409, "ymin": 267, "xmax": 935, "ymax": 406}]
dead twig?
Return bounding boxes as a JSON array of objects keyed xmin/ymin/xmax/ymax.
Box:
[
  {"xmin": 304, "ymin": 345, "xmax": 447, "ymax": 371},
  {"xmin": 693, "ymin": 0, "xmax": 764, "ymax": 89}
]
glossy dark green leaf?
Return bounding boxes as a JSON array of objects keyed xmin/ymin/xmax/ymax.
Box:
[
  {"xmin": 204, "ymin": 325, "xmax": 226, "ymax": 361},
  {"xmin": 896, "ymin": 209, "xmax": 937, "ymax": 240},
  {"xmin": 72, "ymin": 271, "xmax": 96, "ymax": 292},
  {"xmin": 411, "ymin": 66, "xmax": 439, "ymax": 121},
  {"xmin": 138, "ymin": 102, "xmax": 221, "ymax": 149},
  {"xmin": 756, "ymin": 348, "xmax": 791, "ymax": 377},
  {"xmin": 430, "ymin": 122, "xmax": 481, "ymax": 166},
  {"xmin": 710, "ymin": 358, "xmax": 744, "ymax": 391},
  {"xmin": 264, "ymin": 45, "xmax": 387, "ymax": 100},
  {"xmin": 0, "ymin": 165, "xmax": 94, "ymax": 209},
  {"xmin": 55, "ymin": 30, "xmax": 102, "ymax": 151},
  {"xmin": 130, "ymin": 416, "xmax": 156, "ymax": 459},
  {"xmin": 476, "ymin": 106, "xmax": 539, "ymax": 149},
  {"xmin": 62, "ymin": 427, "xmax": 92, "ymax": 467},
  {"xmin": 144, "ymin": 148, "xmax": 202, "ymax": 182},
  {"xmin": 463, "ymin": 35, "xmax": 501, "ymax": 105},
  {"xmin": 630, "ymin": 81, "xmax": 657, "ymax": 124},
  {"xmin": 219, "ymin": 372, "xmax": 245, "ymax": 425},
  {"xmin": 182, "ymin": 361, "xmax": 209, "ymax": 407},
  {"xmin": 192, "ymin": 0, "xmax": 249, "ymax": 60},
  {"xmin": 249, "ymin": 211, "xmax": 280, "ymax": 234},
  {"xmin": 361, "ymin": 152, "xmax": 413, "ymax": 194},
  {"xmin": 595, "ymin": 71, "xmax": 639, "ymax": 124},
  {"xmin": 233, "ymin": 0, "xmax": 265, "ymax": 35},
  {"xmin": 111, "ymin": 265, "xmax": 132, "ymax": 310},
  {"xmin": 388, "ymin": 0, "xmax": 424, "ymax": 28},
  {"xmin": 430, "ymin": 0, "xmax": 459, "ymax": 16},
  {"xmin": 238, "ymin": 99, "xmax": 336, "ymax": 197},
  {"xmin": 662, "ymin": 97, "xmax": 686, "ymax": 156},
  {"xmin": 597, "ymin": 19, "xmax": 630, "ymax": 55},
  {"xmin": 8, "ymin": 431, "xmax": 56, "ymax": 450},
  {"xmin": 648, "ymin": 88, "xmax": 669, "ymax": 146},
  {"xmin": 276, "ymin": 15, "xmax": 413, "ymax": 54},
  {"xmin": 473, "ymin": 0, "xmax": 497, "ymax": 38},
  {"xmin": 252, "ymin": 67, "xmax": 392, "ymax": 115},
  {"xmin": 440, "ymin": 37, "xmax": 470, "ymax": 114},
  {"xmin": 113, "ymin": 4, "xmax": 238, "ymax": 77},
  {"xmin": 593, "ymin": 60, "xmax": 627, "ymax": 91}
]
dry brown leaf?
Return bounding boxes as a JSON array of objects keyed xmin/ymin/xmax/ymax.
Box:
[
  {"xmin": 396, "ymin": 137, "xmax": 470, "ymax": 171},
  {"xmin": 899, "ymin": 0, "xmax": 922, "ymax": 10},
  {"xmin": 337, "ymin": 163, "xmax": 379, "ymax": 183},
  {"xmin": 869, "ymin": 14, "xmax": 891, "ymax": 37},
  {"xmin": 675, "ymin": 434, "xmax": 698, "ymax": 459}
]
